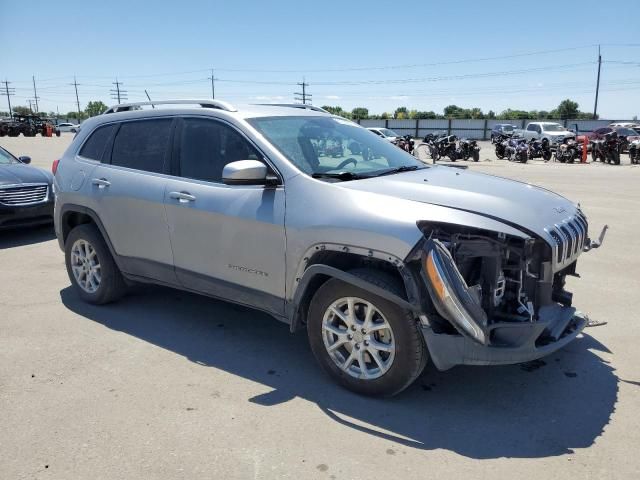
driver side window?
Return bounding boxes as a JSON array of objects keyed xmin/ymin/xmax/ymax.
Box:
[{"xmin": 178, "ymin": 118, "xmax": 261, "ymax": 183}]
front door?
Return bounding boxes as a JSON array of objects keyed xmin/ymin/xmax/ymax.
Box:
[{"xmin": 164, "ymin": 117, "xmax": 286, "ymax": 316}]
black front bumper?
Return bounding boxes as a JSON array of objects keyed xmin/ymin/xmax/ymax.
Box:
[
  {"xmin": 421, "ymin": 311, "xmax": 588, "ymax": 371},
  {"xmin": 0, "ymin": 200, "xmax": 54, "ymax": 230}
]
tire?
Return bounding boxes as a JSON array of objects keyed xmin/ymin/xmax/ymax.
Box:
[
  {"xmin": 71, "ymin": 128, "xmax": 77, "ymax": 133},
  {"xmin": 543, "ymin": 151, "xmax": 552, "ymax": 161},
  {"xmin": 65, "ymin": 224, "xmax": 126, "ymax": 304},
  {"xmin": 307, "ymin": 268, "xmax": 428, "ymax": 397},
  {"xmin": 472, "ymin": 150, "xmax": 479, "ymax": 162},
  {"xmin": 613, "ymin": 151, "xmax": 620, "ymax": 165}
]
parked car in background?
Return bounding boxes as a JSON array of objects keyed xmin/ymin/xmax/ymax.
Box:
[
  {"xmin": 367, "ymin": 127, "xmax": 401, "ymax": 142},
  {"xmin": 609, "ymin": 122, "xmax": 640, "ymax": 129},
  {"xmin": 53, "ymin": 99, "xmax": 606, "ymax": 396},
  {"xmin": 490, "ymin": 124, "xmax": 518, "ymax": 143},
  {"xmin": 0, "ymin": 145, "xmax": 54, "ymax": 229},
  {"xmin": 522, "ymin": 122, "xmax": 575, "ymax": 145},
  {"xmin": 579, "ymin": 126, "xmax": 640, "ymax": 152},
  {"xmin": 57, "ymin": 122, "xmax": 81, "ymax": 133}
]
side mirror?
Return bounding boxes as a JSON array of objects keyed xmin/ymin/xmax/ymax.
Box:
[
  {"xmin": 222, "ymin": 160, "xmax": 276, "ymax": 186},
  {"xmin": 18, "ymin": 156, "xmax": 31, "ymax": 164}
]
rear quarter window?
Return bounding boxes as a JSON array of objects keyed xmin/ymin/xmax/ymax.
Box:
[{"xmin": 79, "ymin": 124, "xmax": 117, "ymax": 161}]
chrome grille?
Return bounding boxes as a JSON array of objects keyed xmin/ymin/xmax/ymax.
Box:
[
  {"xmin": 0, "ymin": 183, "xmax": 49, "ymax": 205},
  {"xmin": 545, "ymin": 213, "xmax": 589, "ymax": 268}
]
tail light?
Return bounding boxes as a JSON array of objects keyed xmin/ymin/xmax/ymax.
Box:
[{"xmin": 52, "ymin": 159, "xmax": 60, "ymax": 175}]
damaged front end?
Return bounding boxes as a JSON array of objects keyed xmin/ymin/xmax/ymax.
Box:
[{"xmin": 409, "ymin": 218, "xmax": 606, "ymax": 370}]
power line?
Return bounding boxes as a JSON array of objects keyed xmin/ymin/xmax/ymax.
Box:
[
  {"xmin": 2, "ymin": 80, "xmax": 15, "ymax": 116},
  {"xmin": 208, "ymin": 68, "xmax": 216, "ymax": 99},
  {"xmin": 110, "ymin": 79, "xmax": 128, "ymax": 104},
  {"xmin": 594, "ymin": 45, "xmax": 602, "ymax": 119},
  {"xmin": 69, "ymin": 76, "xmax": 81, "ymax": 117},
  {"xmin": 294, "ymin": 78, "xmax": 311, "ymax": 104},
  {"xmin": 32, "ymin": 76, "xmax": 40, "ymax": 112}
]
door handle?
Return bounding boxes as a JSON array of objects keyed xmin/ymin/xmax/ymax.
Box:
[
  {"xmin": 169, "ymin": 191, "xmax": 196, "ymax": 203},
  {"xmin": 91, "ymin": 178, "xmax": 111, "ymax": 189}
]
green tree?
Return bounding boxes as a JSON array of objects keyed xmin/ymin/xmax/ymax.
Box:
[
  {"xmin": 487, "ymin": 110, "xmax": 496, "ymax": 119},
  {"xmin": 380, "ymin": 112, "xmax": 390, "ymax": 120},
  {"xmin": 552, "ymin": 99, "xmax": 580, "ymax": 119},
  {"xmin": 414, "ymin": 110, "xmax": 438, "ymax": 119},
  {"xmin": 394, "ymin": 107, "xmax": 408, "ymax": 119},
  {"xmin": 85, "ymin": 100, "xmax": 108, "ymax": 117},
  {"xmin": 12, "ymin": 106, "xmax": 32, "ymax": 116},
  {"xmin": 351, "ymin": 107, "xmax": 369, "ymax": 120}
]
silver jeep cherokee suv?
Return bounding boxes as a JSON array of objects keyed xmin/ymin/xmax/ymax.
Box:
[{"xmin": 54, "ymin": 100, "xmax": 606, "ymax": 396}]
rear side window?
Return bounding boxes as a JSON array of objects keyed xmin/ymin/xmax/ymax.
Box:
[
  {"xmin": 79, "ymin": 124, "xmax": 116, "ymax": 161},
  {"xmin": 110, "ymin": 119, "xmax": 173, "ymax": 173},
  {"xmin": 178, "ymin": 118, "xmax": 260, "ymax": 183}
]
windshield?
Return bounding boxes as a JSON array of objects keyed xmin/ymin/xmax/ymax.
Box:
[
  {"xmin": 248, "ymin": 116, "xmax": 425, "ymax": 178},
  {"xmin": 0, "ymin": 147, "xmax": 17, "ymax": 165},
  {"xmin": 380, "ymin": 128, "xmax": 399, "ymax": 137},
  {"xmin": 616, "ymin": 128, "xmax": 638, "ymax": 136},
  {"xmin": 502, "ymin": 125, "xmax": 515, "ymax": 131},
  {"xmin": 542, "ymin": 124, "xmax": 564, "ymax": 132}
]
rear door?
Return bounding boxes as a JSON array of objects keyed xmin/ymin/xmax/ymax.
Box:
[
  {"xmin": 90, "ymin": 117, "xmax": 177, "ymax": 282},
  {"xmin": 163, "ymin": 116, "xmax": 286, "ymax": 316}
]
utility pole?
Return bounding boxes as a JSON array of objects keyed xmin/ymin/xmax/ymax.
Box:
[
  {"xmin": 295, "ymin": 78, "xmax": 311, "ymax": 104},
  {"xmin": 32, "ymin": 75, "xmax": 39, "ymax": 113},
  {"xmin": 70, "ymin": 76, "xmax": 81, "ymax": 118},
  {"xmin": 110, "ymin": 78, "xmax": 128, "ymax": 104},
  {"xmin": 208, "ymin": 68, "xmax": 216, "ymax": 99},
  {"xmin": 2, "ymin": 80, "xmax": 14, "ymax": 117},
  {"xmin": 593, "ymin": 44, "xmax": 602, "ymax": 119},
  {"xmin": 28, "ymin": 99, "xmax": 34, "ymax": 113}
]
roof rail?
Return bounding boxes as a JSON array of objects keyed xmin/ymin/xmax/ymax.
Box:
[
  {"xmin": 103, "ymin": 99, "xmax": 237, "ymax": 114},
  {"xmin": 254, "ymin": 103, "xmax": 330, "ymax": 114}
]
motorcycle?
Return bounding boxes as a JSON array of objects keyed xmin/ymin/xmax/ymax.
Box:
[
  {"xmin": 554, "ymin": 137, "xmax": 580, "ymax": 163},
  {"xmin": 629, "ymin": 139, "xmax": 640, "ymax": 165},
  {"xmin": 433, "ymin": 133, "xmax": 458, "ymax": 161},
  {"xmin": 394, "ymin": 134, "xmax": 415, "ymax": 154},
  {"xmin": 527, "ymin": 138, "xmax": 552, "ymax": 161},
  {"xmin": 457, "ymin": 138, "xmax": 480, "ymax": 162},
  {"xmin": 591, "ymin": 131, "xmax": 621, "ymax": 165},
  {"xmin": 505, "ymin": 136, "xmax": 528, "ymax": 163},
  {"xmin": 494, "ymin": 133, "xmax": 512, "ymax": 159}
]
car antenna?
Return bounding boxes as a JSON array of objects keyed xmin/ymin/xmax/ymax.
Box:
[{"xmin": 144, "ymin": 90, "xmax": 155, "ymax": 109}]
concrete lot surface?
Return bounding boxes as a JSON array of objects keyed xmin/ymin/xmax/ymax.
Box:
[{"xmin": 1, "ymin": 134, "xmax": 639, "ymax": 479}]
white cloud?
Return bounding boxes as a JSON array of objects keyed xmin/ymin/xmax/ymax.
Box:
[
  {"xmin": 325, "ymin": 95, "xmax": 341, "ymax": 100},
  {"xmin": 389, "ymin": 95, "xmax": 409, "ymax": 101},
  {"xmin": 252, "ymin": 95, "xmax": 285, "ymax": 102}
]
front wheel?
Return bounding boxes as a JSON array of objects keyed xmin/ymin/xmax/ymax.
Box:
[
  {"xmin": 65, "ymin": 224, "xmax": 126, "ymax": 304},
  {"xmin": 472, "ymin": 150, "xmax": 480, "ymax": 162},
  {"xmin": 307, "ymin": 269, "xmax": 428, "ymax": 397}
]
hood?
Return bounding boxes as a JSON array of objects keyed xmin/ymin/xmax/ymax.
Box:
[
  {"xmin": 341, "ymin": 166, "xmax": 578, "ymax": 239},
  {"xmin": 0, "ymin": 163, "xmax": 52, "ymax": 186},
  {"xmin": 546, "ymin": 131, "xmax": 574, "ymax": 137}
]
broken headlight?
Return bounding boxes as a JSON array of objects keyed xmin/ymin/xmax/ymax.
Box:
[{"xmin": 422, "ymin": 238, "xmax": 489, "ymax": 344}]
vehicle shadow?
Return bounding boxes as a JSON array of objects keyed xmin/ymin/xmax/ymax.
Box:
[
  {"xmin": 60, "ymin": 285, "xmax": 617, "ymax": 459},
  {"xmin": 0, "ymin": 224, "xmax": 55, "ymax": 249}
]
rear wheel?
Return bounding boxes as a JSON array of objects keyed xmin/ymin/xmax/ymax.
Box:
[
  {"xmin": 65, "ymin": 224, "xmax": 126, "ymax": 304},
  {"xmin": 307, "ymin": 269, "xmax": 427, "ymax": 396}
]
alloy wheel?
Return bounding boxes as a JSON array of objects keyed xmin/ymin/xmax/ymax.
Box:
[{"xmin": 321, "ymin": 297, "xmax": 396, "ymax": 380}]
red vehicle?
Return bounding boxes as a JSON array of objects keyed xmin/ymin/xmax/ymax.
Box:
[{"xmin": 578, "ymin": 126, "xmax": 640, "ymax": 153}]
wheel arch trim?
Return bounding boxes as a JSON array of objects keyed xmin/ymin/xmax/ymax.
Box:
[{"xmin": 287, "ymin": 264, "xmax": 420, "ymax": 333}]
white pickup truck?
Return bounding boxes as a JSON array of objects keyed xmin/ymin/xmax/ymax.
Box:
[{"xmin": 522, "ymin": 122, "xmax": 575, "ymax": 144}]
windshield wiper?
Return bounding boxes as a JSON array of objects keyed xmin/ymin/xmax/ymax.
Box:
[
  {"xmin": 312, "ymin": 171, "xmax": 363, "ymax": 181},
  {"xmin": 368, "ymin": 165, "xmax": 425, "ymax": 177}
]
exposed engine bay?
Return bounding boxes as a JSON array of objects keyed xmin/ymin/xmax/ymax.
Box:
[{"xmin": 410, "ymin": 221, "xmax": 601, "ymax": 348}]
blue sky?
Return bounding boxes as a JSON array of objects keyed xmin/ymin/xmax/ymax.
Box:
[{"xmin": 1, "ymin": 0, "xmax": 639, "ymax": 118}]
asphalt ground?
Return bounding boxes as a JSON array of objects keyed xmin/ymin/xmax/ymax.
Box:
[{"xmin": 1, "ymin": 134, "xmax": 639, "ymax": 479}]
